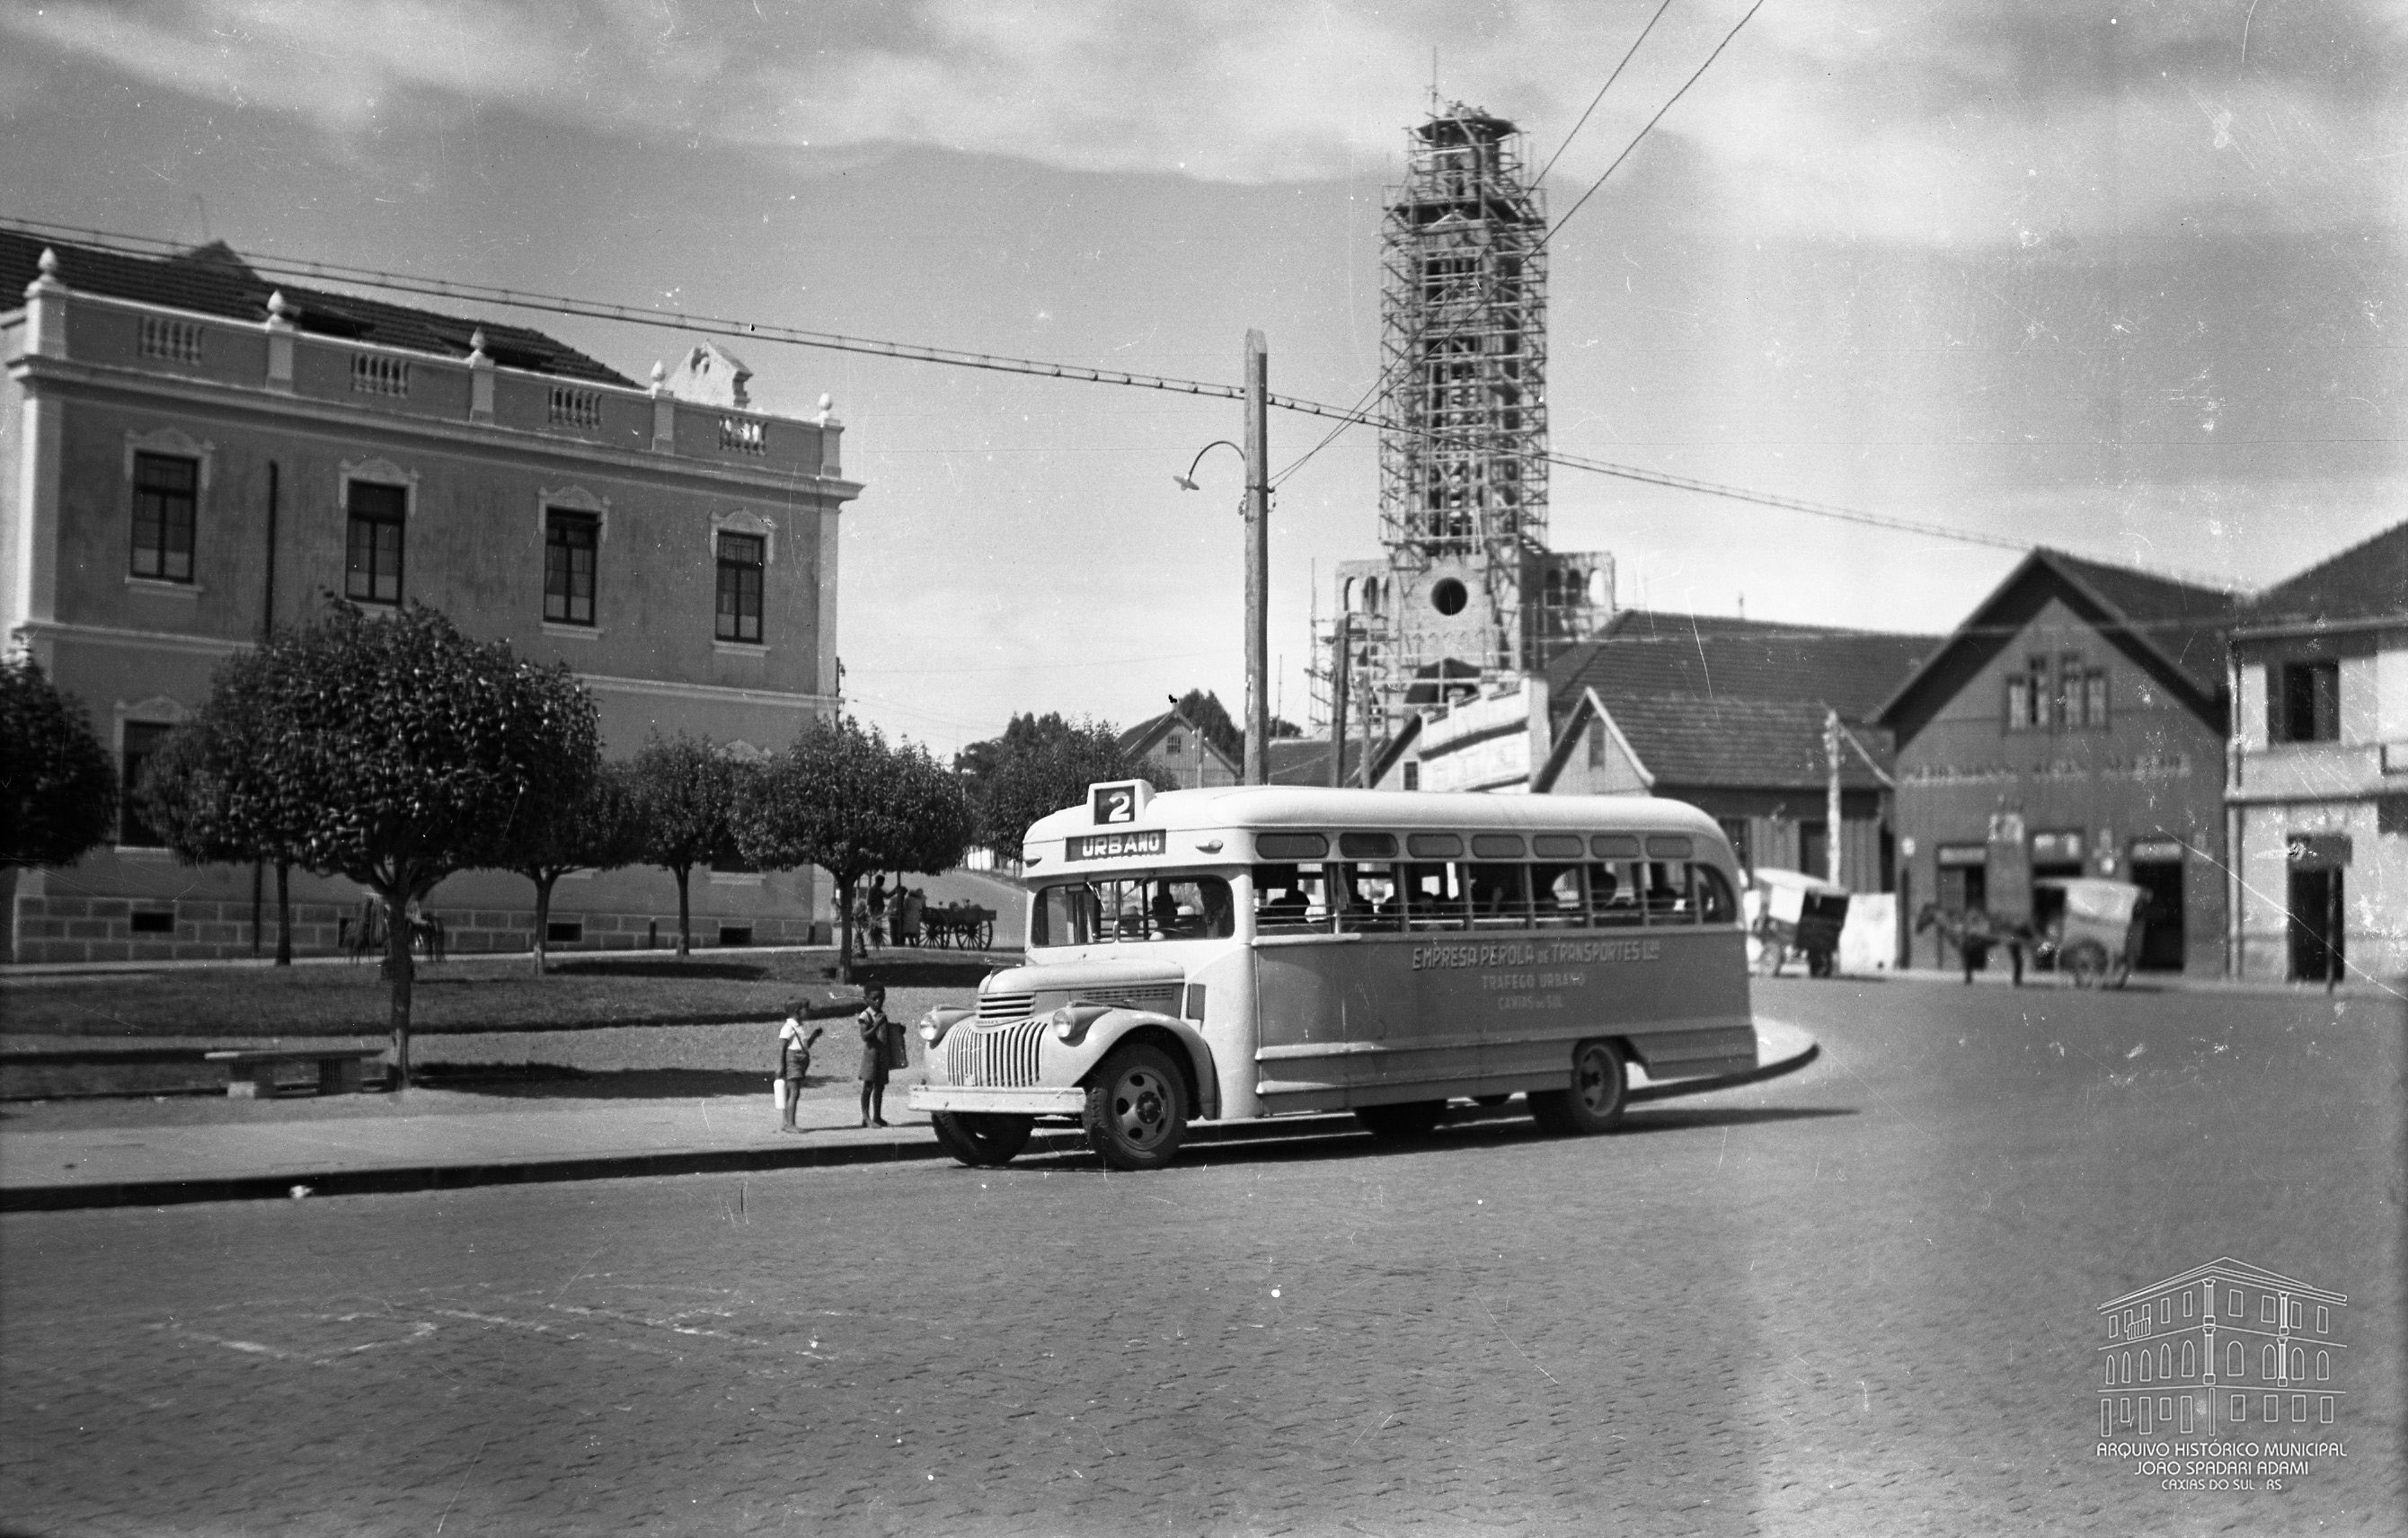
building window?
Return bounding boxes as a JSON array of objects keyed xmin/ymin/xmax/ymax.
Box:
[
  {"xmin": 2275, "ymin": 660, "xmax": 2340, "ymax": 743},
  {"xmin": 714, "ymin": 532, "xmax": 765, "ymax": 642},
  {"xmin": 129, "ymin": 453, "xmax": 198, "ymax": 582},
  {"xmin": 2263, "ymin": 1345, "xmax": 2277, "ymax": 1379},
  {"xmin": 2160, "ymin": 1345, "xmax": 2172, "ymax": 1380},
  {"xmin": 2316, "ymin": 1306, "xmax": 2329, "ymax": 1335},
  {"xmin": 2183, "ymin": 1292, "xmax": 2195, "ymax": 1318},
  {"xmin": 1403, "ymin": 762, "xmax": 1420, "ymax": 791},
  {"xmin": 2320, "ymin": 1396, "xmax": 2334, "ymax": 1424},
  {"xmin": 2261, "ymin": 1295, "xmax": 2276, "ymax": 1323},
  {"xmin": 2291, "ymin": 1394, "xmax": 2306, "ymax": 1422},
  {"xmin": 2138, "ymin": 1351, "xmax": 2153, "ymax": 1383},
  {"xmin": 2159, "ymin": 1297, "xmax": 2172, "ymax": 1323},
  {"xmin": 1587, "ymin": 720, "xmax": 1606, "ymax": 769},
  {"xmin": 544, "ymin": 510, "xmax": 598, "ymax": 626},
  {"xmin": 2230, "ymin": 1394, "xmax": 2247, "ymax": 1422},
  {"xmin": 2316, "ymin": 1351, "xmax": 2329, "ymax": 1381},
  {"xmin": 119, "ymin": 722, "xmax": 174, "ymax": 847},
  {"xmin": 2103, "ymin": 1358, "xmax": 2117, "ymax": 1386},
  {"xmin": 1167, "ymin": 733, "xmax": 1184, "ymax": 756},
  {"xmin": 2227, "ymin": 1341, "xmax": 2244, "ymax": 1377},
  {"xmin": 2108, "ymin": 1315, "xmax": 2121, "ymax": 1340},
  {"xmin": 2082, "ymin": 669, "xmax": 2110, "ymax": 729},
  {"xmin": 1798, "ymin": 820, "xmax": 1828, "ymax": 879},
  {"xmin": 2182, "ymin": 1342, "xmax": 2194, "ymax": 1377},
  {"xmin": 2230, "ymin": 1289, "xmax": 2244, "ymax": 1318},
  {"xmin": 2005, "ymin": 675, "xmax": 2034, "ymax": 732},
  {"xmin": 345, "ymin": 482, "xmax": 406, "ymax": 605}
]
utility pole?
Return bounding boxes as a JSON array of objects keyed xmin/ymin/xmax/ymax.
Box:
[
  {"xmin": 1329, "ymin": 616, "xmax": 1351, "ymax": 788},
  {"xmin": 1244, "ymin": 329, "xmax": 1270, "ymax": 786},
  {"xmin": 1824, "ymin": 708, "xmax": 1844, "ymax": 888}
]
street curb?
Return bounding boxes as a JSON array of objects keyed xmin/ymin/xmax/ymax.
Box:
[{"xmin": 0, "ymin": 1032, "xmax": 1819, "ymax": 1213}]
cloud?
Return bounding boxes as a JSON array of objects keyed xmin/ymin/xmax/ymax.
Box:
[{"xmin": 4, "ymin": 0, "xmax": 2401, "ymax": 240}]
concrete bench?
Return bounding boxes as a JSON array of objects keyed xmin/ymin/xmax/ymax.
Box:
[{"xmin": 204, "ymin": 1048, "xmax": 389, "ymax": 1099}]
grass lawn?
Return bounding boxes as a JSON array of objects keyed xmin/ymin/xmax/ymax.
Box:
[{"xmin": 1, "ymin": 951, "xmax": 1008, "ymax": 1039}]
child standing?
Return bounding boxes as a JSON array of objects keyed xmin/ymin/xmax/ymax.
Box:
[
  {"xmin": 774, "ymin": 1008, "xmax": 822, "ymax": 1133},
  {"xmin": 856, "ymin": 983, "xmax": 895, "ymax": 1127}
]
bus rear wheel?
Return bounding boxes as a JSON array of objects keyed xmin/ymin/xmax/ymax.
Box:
[
  {"xmin": 1355, "ymin": 1100, "xmax": 1446, "ymax": 1141},
  {"xmin": 1529, "ymin": 1039, "xmax": 1628, "ymax": 1136},
  {"xmin": 932, "ymin": 1110, "xmax": 1032, "ymax": 1167},
  {"xmin": 1083, "ymin": 1043, "xmax": 1187, "ymax": 1171}
]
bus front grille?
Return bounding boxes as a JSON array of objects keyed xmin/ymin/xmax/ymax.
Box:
[
  {"xmin": 948, "ymin": 1021, "xmax": 1048, "ymax": 1088},
  {"xmin": 977, "ymin": 992, "xmax": 1036, "ymax": 1021}
]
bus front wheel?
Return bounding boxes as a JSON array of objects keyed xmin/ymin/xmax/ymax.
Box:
[
  {"xmin": 932, "ymin": 1110, "xmax": 1032, "ymax": 1167},
  {"xmin": 1529, "ymin": 1039, "xmax": 1628, "ymax": 1136},
  {"xmin": 1084, "ymin": 1043, "xmax": 1187, "ymax": 1171}
]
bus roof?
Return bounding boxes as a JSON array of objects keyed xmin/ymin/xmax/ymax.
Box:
[{"xmin": 1024, "ymin": 786, "xmax": 1723, "ymax": 847}]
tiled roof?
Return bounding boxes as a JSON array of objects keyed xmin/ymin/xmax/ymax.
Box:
[
  {"xmin": 2042, "ymin": 550, "xmax": 2240, "ymax": 696},
  {"xmin": 2240, "ymin": 520, "xmax": 2408, "ymax": 630},
  {"xmin": 2, "ymin": 231, "xmax": 633, "ymax": 386},
  {"xmin": 1545, "ymin": 609, "xmax": 1935, "ymax": 723},
  {"xmin": 1590, "ymin": 692, "xmax": 1895, "ymax": 792},
  {"xmin": 1876, "ymin": 549, "xmax": 2243, "ymax": 736},
  {"xmin": 1268, "ymin": 737, "xmax": 1366, "ymax": 787}
]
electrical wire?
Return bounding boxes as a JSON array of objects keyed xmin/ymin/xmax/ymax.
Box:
[
  {"xmin": 1541, "ymin": 0, "xmax": 1767, "ymax": 254},
  {"xmin": 1533, "ymin": 0, "xmax": 1681, "ymax": 187}
]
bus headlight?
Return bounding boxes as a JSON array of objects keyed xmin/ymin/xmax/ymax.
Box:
[
  {"xmin": 919, "ymin": 1006, "xmax": 973, "ymax": 1046},
  {"xmin": 1051, "ymin": 1003, "xmax": 1112, "ymax": 1046}
]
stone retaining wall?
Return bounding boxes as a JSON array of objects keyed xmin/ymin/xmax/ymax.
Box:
[{"xmin": 6, "ymin": 895, "xmax": 824, "ymax": 965}]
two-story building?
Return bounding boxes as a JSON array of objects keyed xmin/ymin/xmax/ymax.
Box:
[
  {"xmin": 2097, "ymin": 1257, "xmax": 2348, "ymax": 1436},
  {"xmin": 1878, "ymin": 551, "xmax": 2241, "ymax": 977},
  {"xmin": 2226, "ymin": 522, "xmax": 2408, "ymax": 985},
  {"xmin": 2, "ymin": 234, "xmax": 860, "ymax": 961}
]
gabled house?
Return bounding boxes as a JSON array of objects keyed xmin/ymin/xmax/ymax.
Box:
[
  {"xmin": 2225, "ymin": 521, "xmax": 2408, "ymax": 984},
  {"xmin": 1534, "ymin": 611, "xmax": 1933, "ymax": 892},
  {"xmin": 1116, "ymin": 704, "xmax": 1240, "ymax": 791},
  {"xmin": 1876, "ymin": 550, "xmax": 2242, "ymax": 976}
]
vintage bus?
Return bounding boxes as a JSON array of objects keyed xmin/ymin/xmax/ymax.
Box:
[{"xmin": 907, "ymin": 781, "xmax": 1755, "ymax": 1171}]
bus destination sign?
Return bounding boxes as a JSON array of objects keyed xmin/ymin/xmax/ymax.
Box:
[{"xmin": 1067, "ymin": 829, "xmax": 1167, "ymax": 862}]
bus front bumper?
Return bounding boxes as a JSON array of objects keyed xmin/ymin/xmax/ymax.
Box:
[{"xmin": 907, "ymin": 1084, "xmax": 1087, "ymax": 1116}]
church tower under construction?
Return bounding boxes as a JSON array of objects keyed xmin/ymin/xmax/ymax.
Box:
[{"xmin": 1329, "ymin": 103, "xmax": 1611, "ymax": 748}]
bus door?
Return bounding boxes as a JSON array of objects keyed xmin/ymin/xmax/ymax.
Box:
[{"xmin": 1249, "ymin": 851, "xmax": 1382, "ymax": 1109}]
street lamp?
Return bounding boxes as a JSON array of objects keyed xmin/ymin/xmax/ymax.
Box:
[{"xmin": 1173, "ymin": 331, "xmax": 1271, "ymax": 785}]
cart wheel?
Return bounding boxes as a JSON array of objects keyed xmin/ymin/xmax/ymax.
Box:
[
  {"xmin": 1755, "ymin": 939, "xmax": 1786, "ymax": 977},
  {"xmin": 2066, "ymin": 941, "xmax": 2109, "ymax": 988},
  {"xmin": 1807, "ymin": 949, "xmax": 1833, "ymax": 979}
]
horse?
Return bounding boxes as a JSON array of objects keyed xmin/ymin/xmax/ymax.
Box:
[{"xmin": 1914, "ymin": 903, "xmax": 2028, "ymax": 986}]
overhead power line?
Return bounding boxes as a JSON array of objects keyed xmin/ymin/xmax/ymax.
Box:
[
  {"xmin": 1533, "ymin": 0, "xmax": 1680, "ymax": 187},
  {"xmin": 1543, "ymin": 0, "xmax": 1768, "ymax": 253},
  {"xmin": 4, "ymin": 213, "xmax": 2049, "ymax": 563}
]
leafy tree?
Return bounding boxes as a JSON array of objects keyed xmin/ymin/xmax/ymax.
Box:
[
  {"xmin": 954, "ymin": 712, "xmax": 1169, "ymax": 859},
  {"xmin": 173, "ymin": 601, "xmax": 598, "ymax": 1084},
  {"xmin": 628, "ymin": 732, "xmax": 745, "ymax": 957},
  {"xmin": 735, "ymin": 716, "xmax": 972, "ymax": 981},
  {"xmin": 0, "ymin": 654, "xmax": 117, "ymax": 871},
  {"xmin": 136, "ymin": 645, "xmax": 318, "ymax": 964},
  {"xmin": 488, "ymin": 759, "xmax": 645, "ymax": 973}
]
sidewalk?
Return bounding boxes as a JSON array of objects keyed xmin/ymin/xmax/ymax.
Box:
[
  {"xmin": 0, "ymin": 1021, "xmax": 1818, "ymax": 1212},
  {"xmin": 1866, "ymin": 964, "xmax": 2403, "ymax": 1001}
]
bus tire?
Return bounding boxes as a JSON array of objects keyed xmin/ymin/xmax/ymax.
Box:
[
  {"xmin": 1355, "ymin": 1100, "xmax": 1446, "ymax": 1141},
  {"xmin": 932, "ymin": 1110, "xmax": 1031, "ymax": 1167},
  {"xmin": 1083, "ymin": 1043, "xmax": 1187, "ymax": 1171},
  {"xmin": 1529, "ymin": 1039, "xmax": 1627, "ymax": 1136}
]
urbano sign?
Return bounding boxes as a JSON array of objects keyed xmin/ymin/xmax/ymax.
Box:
[{"xmin": 1067, "ymin": 829, "xmax": 1167, "ymax": 862}]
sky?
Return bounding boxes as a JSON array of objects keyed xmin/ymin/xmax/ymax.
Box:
[{"xmin": 3, "ymin": 0, "xmax": 2402, "ymax": 756}]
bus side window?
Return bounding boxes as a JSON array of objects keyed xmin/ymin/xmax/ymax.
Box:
[
  {"xmin": 1466, "ymin": 863, "xmax": 1530, "ymax": 927},
  {"xmin": 1334, "ymin": 862, "xmax": 1403, "ymax": 933},
  {"xmin": 1034, "ymin": 883, "xmax": 1102, "ymax": 946},
  {"xmin": 1643, "ymin": 862, "xmax": 1694, "ymax": 924},
  {"xmin": 1531, "ymin": 864, "xmax": 1584, "ymax": 927},
  {"xmin": 1403, "ymin": 862, "xmax": 1465, "ymax": 930},
  {"xmin": 1589, "ymin": 862, "xmax": 1642, "ymax": 927},
  {"xmin": 1253, "ymin": 863, "xmax": 1328, "ymax": 933},
  {"xmin": 1693, "ymin": 864, "xmax": 1739, "ymax": 924}
]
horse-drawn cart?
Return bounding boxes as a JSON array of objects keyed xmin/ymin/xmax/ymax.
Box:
[
  {"xmin": 2032, "ymin": 877, "xmax": 2147, "ymax": 988},
  {"xmin": 920, "ymin": 902, "xmax": 996, "ymax": 950},
  {"xmin": 1746, "ymin": 868, "xmax": 1849, "ymax": 977}
]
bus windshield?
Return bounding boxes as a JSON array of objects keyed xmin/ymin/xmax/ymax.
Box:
[{"xmin": 1034, "ymin": 875, "xmax": 1236, "ymax": 946}]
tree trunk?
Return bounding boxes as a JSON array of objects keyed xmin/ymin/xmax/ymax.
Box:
[
  {"xmin": 273, "ymin": 861, "xmax": 293, "ymax": 967},
  {"xmin": 531, "ymin": 871, "xmax": 555, "ymax": 975},
  {"xmin": 385, "ymin": 887, "xmax": 414, "ymax": 1089},
  {"xmin": 835, "ymin": 875, "xmax": 854, "ymax": 984},
  {"xmin": 674, "ymin": 865, "xmax": 692, "ymax": 957}
]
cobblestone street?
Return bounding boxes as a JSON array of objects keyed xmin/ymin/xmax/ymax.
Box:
[{"xmin": 3, "ymin": 978, "xmax": 2400, "ymax": 1535}]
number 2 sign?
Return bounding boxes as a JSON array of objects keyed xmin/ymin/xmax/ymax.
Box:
[{"xmin": 1093, "ymin": 784, "xmax": 1137, "ymax": 825}]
